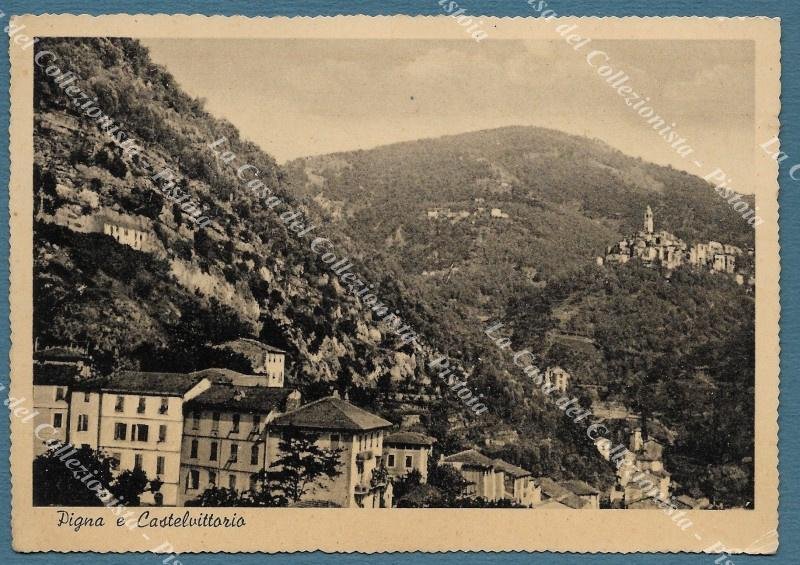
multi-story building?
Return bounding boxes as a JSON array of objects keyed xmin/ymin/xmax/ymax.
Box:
[
  {"xmin": 441, "ymin": 449, "xmax": 502, "ymax": 501},
  {"xmin": 178, "ymin": 381, "xmax": 300, "ymax": 505},
  {"xmin": 94, "ymin": 372, "xmax": 212, "ymax": 506},
  {"xmin": 492, "ymin": 459, "xmax": 538, "ymax": 506},
  {"xmin": 268, "ymin": 394, "xmax": 393, "ymax": 508},
  {"xmin": 383, "ymin": 431, "xmax": 435, "ymax": 483}
]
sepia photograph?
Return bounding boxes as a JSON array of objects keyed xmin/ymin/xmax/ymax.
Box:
[{"xmin": 9, "ymin": 14, "xmax": 780, "ymax": 554}]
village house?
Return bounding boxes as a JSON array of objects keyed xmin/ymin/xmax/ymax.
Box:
[
  {"xmin": 533, "ymin": 478, "xmax": 590, "ymax": 509},
  {"xmin": 33, "ymin": 344, "xmax": 96, "ymax": 455},
  {"xmin": 492, "ymin": 459, "xmax": 539, "ymax": 506},
  {"xmin": 178, "ymin": 378, "xmax": 301, "ymax": 506},
  {"xmin": 560, "ymin": 480, "xmax": 601, "ymax": 509},
  {"xmin": 268, "ymin": 394, "xmax": 394, "ymax": 508},
  {"xmin": 441, "ymin": 449, "xmax": 502, "ymax": 501},
  {"xmin": 383, "ymin": 431, "xmax": 435, "ymax": 483},
  {"xmin": 32, "ymin": 364, "xmax": 73, "ymax": 456},
  {"xmin": 88, "ymin": 372, "xmax": 212, "ymax": 506}
]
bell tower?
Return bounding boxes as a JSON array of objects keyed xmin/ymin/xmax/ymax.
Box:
[{"xmin": 644, "ymin": 205, "xmax": 654, "ymax": 234}]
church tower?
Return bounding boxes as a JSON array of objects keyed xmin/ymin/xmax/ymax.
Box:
[{"xmin": 644, "ymin": 205, "xmax": 654, "ymax": 234}]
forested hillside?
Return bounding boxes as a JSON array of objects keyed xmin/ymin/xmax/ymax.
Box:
[{"xmin": 286, "ymin": 126, "xmax": 754, "ymax": 324}]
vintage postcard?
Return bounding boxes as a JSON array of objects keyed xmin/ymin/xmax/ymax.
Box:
[{"xmin": 9, "ymin": 14, "xmax": 780, "ymax": 555}]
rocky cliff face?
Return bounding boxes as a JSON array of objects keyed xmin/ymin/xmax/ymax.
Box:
[{"xmin": 33, "ymin": 38, "xmax": 432, "ymax": 400}]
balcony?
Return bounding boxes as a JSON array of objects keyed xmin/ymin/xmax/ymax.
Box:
[{"xmin": 356, "ymin": 450, "xmax": 374, "ymax": 461}]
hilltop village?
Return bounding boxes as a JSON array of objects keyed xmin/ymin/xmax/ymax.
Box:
[{"xmin": 601, "ymin": 206, "xmax": 755, "ymax": 287}]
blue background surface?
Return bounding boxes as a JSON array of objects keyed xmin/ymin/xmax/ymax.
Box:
[{"xmin": 1, "ymin": 1, "xmax": 797, "ymax": 563}]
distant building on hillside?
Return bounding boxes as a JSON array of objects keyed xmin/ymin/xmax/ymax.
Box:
[
  {"xmin": 544, "ymin": 366, "xmax": 570, "ymax": 393},
  {"xmin": 99, "ymin": 215, "xmax": 151, "ymax": 251}
]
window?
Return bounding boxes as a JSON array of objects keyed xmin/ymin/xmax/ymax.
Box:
[
  {"xmin": 114, "ymin": 396, "xmax": 124, "ymax": 412},
  {"xmin": 228, "ymin": 474, "xmax": 237, "ymax": 491},
  {"xmin": 405, "ymin": 455, "xmax": 413, "ymax": 469},
  {"xmin": 208, "ymin": 471, "xmax": 216, "ymax": 485},
  {"xmin": 210, "ymin": 441, "xmax": 218, "ymax": 461},
  {"xmin": 330, "ymin": 434, "xmax": 340, "ymax": 449},
  {"xmin": 84, "ymin": 392, "xmax": 90, "ymax": 402},
  {"xmin": 159, "ymin": 397, "xmax": 169, "ymax": 415},
  {"xmin": 133, "ymin": 424, "xmax": 149, "ymax": 442},
  {"xmin": 113, "ymin": 422, "xmax": 127, "ymax": 440},
  {"xmin": 229, "ymin": 444, "xmax": 238, "ymax": 463},
  {"xmin": 387, "ymin": 454, "xmax": 395, "ymax": 467},
  {"xmin": 189, "ymin": 470, "xmax": 199, "ymax": 490},
  {"xmin": 212, "ymin": 412, "xmax": 220, "ymax": 432},
  {"xmin": 77, "ymin": 414, "xmax": 89, "ymax": 432},
  {"xmin": 249, "ymin": 474, "xmax": 258, "ymax": 491},
  {"xmin": 134, "ymin": 454, "xmax": 143, "ymax": 470},
  {"xmin": 252, "ymin": 414, "xmax": 261, "ymax": 430},
  {"xmin": 190, "ymin": 439, "xmax": 198, "ymax": 459},
  {"xmin": 156, "ymin": 456, "xmax": 165, "ymax": 476},
  {"xmin": 52, "ymin": 413, "xmax": 63, "ymax": 428},
  {"xmin": 111, "ymin": 452, "xmax": 121, "ymax": 469},
  {"xmin": 137, "ymin": 397, "xmax": 146, "ymax": 414},
  {"xmin": 232, "ymin": 413, "xmax": 240, "ymax": 433},
  {"xmin": 158, "ymin": 425, "xmax": 167, "ymax": 443},
  {"xmin": 192, "ymin": 410, "xmax": 200, "ymax": 430},
  {"xmin": 55, "ymin": 388, "xmax": 66, "ymax": 401},
  {"xmin": 250, "ymin": 445, "xmax": 259, "ymax": 465}
]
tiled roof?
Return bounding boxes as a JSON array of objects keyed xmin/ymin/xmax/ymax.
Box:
[
  {"xmin": 270, "ymin": 396, "xmax": 392, "ymax": 431},
  {"xmin": 443, "ymin": 449, "xmax": 495, "ymax": 469},
  {"xmin": 189, "ymin": 368, "xmax": 271, "ymax": 387},
  {"xmin": 186, "ymin": 384, "xmax": 291, "ymax": 413},
  {"xmin": 535, "ymin": 478, "xmax": 589, "ymax": 509},
  {"xmin": 492, "ymin": 459, "xmax": 531, "ymax": 478},
  {"xmin": 102, "ymin": 371, "xmax": 204, "ymax": 396},
  {"xmin": 560, "ymin": 479, "xmax": 600, "ymax": 496},
  {"xmin": 287, "ymin": 499, "xmax": 342, "ymax": 508},
  {"xmin": 384, "ymin": 431, "xmax": 435, "ymax": 447},
  {"xmin": 33, "ymin": 363, "xmax": 78, "ymax": 386}
]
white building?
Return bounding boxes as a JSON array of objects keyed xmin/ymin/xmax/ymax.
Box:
[
  {"xmin": 101, "ymin": 217, "xmax": 150, "ymax": 251},
  {"xmin": 79, "ymin": 372, "xmax": 212, "ymax": 506}
]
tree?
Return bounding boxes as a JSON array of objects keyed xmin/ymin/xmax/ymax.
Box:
[
  {"xmin": 427, "ymin": 459, "xmax": 471, "ymax": 505},
  {"xmin": 391, "ymin": 468, "xmax": 422, "ymax": 501},
  {"xmin": 109, "ymin": 468, "xmax": 150, "ymax": 506},
  {"xmin": 268, "ymin": 428, "xmax": 343, "ymax": 503},
  {"xmin": 33, "ymin": 445, "xmax": 150, "ymax": 507}
]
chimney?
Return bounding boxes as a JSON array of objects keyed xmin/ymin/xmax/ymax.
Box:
[{"xmin": 285, "ymin": 390, "xmax": 302, "ymax": 412}]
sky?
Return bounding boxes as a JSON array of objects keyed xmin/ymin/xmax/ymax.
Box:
[{"xmin": 143, "ymin": 38, "xmax": 756, "ymax": 192}]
